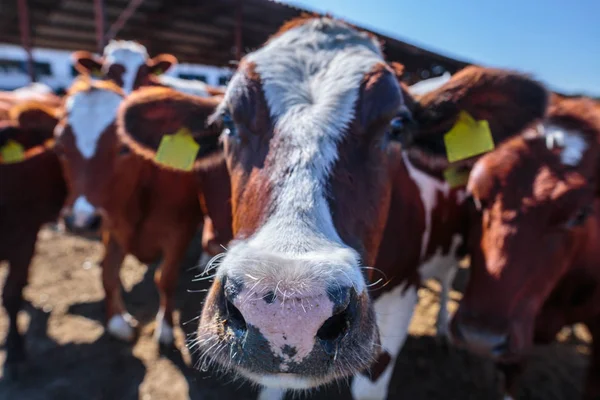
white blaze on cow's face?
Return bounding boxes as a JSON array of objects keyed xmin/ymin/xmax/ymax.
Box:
[
  {"xmin": 197, "ymin": 17, "xmax": 404, "ymax": 389},
  {"xmin": 103, "ymin": 41, "xmax": 149, "ymax": 94},
  {"xmin": 56, "ymin": 82, "xmax": 123, "ymax": 233}
]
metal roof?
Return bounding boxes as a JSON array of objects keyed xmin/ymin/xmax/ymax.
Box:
[{"xmin": 0, "ymin": 0, "xmax": 471, "ymax": 84}]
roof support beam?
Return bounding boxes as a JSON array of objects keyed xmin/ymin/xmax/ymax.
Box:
[
  {"xmin": 17, "ymin": 0, "xmax": 35, "ymax": 83},
  {"xmin": 235, "ymin": 0, "xmax": 243, "ymax": 60},
  {"xmin": 105, "ymin": 0, "xmax": 145, "ymax": 42},
  {"xmin": 94, "ymin": 0, "xmax": 106, "ymax": 53}
]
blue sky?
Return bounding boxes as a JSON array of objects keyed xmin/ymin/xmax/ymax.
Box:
[{"xmin": 283, "ymin": 0, "xmax": 600, "ymax": 96}]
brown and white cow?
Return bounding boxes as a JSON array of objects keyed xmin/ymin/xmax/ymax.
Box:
[
  {"xmin": 192, "ymin": 15, "xmax": 551, "ymax": 398},
  {"xmin": 452, "ymin": 98, "xmax": 600, "ymax": 399},
  {"xmin": 195, "ymin": 16, "xmax": 405, "ymax": 395},
  {"xmin": 350, "ymin": 66, "xmax": 549, "ymax": 400},
  {"xmin": 54, "ymin": 78, "xmax": 228, "ymax": 345},
  {"xmin": 0, "ymin": 102, "xmax": 66, "ymax": 378},
  {"xmin": 72, "ymin": 40, "xmax": 223, "ymax": 97}
]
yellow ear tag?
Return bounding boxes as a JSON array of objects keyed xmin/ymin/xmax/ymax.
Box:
[
  {"xmin": 154, "ymin": 127, "xmax": 199, "ymax": 171},
  {"xmin": 91, "ymin": 68, "xmax": 103, "ymax": 78},
  {"xmin": 0, "ymin": 140, "xmax": 25, "ymax": 164},
  {"xmin": 444, "ymin": 110, "xmax": 494, "ymax": 163},
  {"xmin": 443, "ymin": 165, "xmax": 471, "ymax": 189},
  {"xmin": 153, "ymin": 68, "xmax": 163, "ymax": 76}
]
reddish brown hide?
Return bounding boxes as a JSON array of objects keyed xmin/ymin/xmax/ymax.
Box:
[
  {"xmin": 0, "ymin": 103, "xmax": 66, "ymax": 378},
  {"xmin": 0, "ymin": 85, "xmax": 62, "ymax": 121},
  {"xmin": 453, "ymin": 98, "xmax": 600, "ymax": 399},
  {"xmin": 351, "ymin": 66, "xmax": 549, "ymax": 396},
  {"xmin": 55, "ymin": 79, "xmax": 227, "ymax": 345}
]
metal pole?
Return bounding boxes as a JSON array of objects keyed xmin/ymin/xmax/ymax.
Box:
[
  {"xmin": 235, "ymin": 0, "xmax": 243, "ymax": 61},
  {"xmin": 105, "ymin": 0, "xmax": 145, "ymax": 42},
  {"xmin": 17, "ymin": 0, "xmax": 35, "ymax": 83},
  {"xmin": 94, "ymin": 0, "xmax": 106, "ymax": 53}
]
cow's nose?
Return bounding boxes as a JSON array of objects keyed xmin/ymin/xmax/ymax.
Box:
[
  {"xmin": 64, "ymin": 213, "xmax": 103, "ymax": 234},
  {"xmin": 220, "ymin": 279, "xmax": 358, "ymax": 372},
  {"xmin": 454, "ymin": 322, "xmax": 509, "ymax": 358}
]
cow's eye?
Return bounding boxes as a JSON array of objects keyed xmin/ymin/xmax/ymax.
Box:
[
  {"xmin": 222, "ymin": 111, "xmax": 237, "ymax": 138},
  {"xmin": 565, "ymin": 205, "xmax": 593, "ymax": 228},
  {"xmin": 389, "ymin": 106, "xmax": 414, "ymax": 144}
]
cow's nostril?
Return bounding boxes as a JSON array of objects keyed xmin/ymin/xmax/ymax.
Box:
[
  {"xmin": 317, "ymin": 308, "xmax": 350, "ymax": 343},
  {"xmin": 224, "ymin": 298, "xmax": 247, "ymax": 334},
  {"xmin": 88, "ymin": 215, "xmax": 102, "ymax": 231}
]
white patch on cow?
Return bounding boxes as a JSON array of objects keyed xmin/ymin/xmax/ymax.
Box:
[
  {"xmin": 72, "ymin": 196, "xmax": 96, "ymax": 228},
  {"xmin": 218, "ymin": 18, "xmax": 390, "ymax": 294},
  {"xmin": 257, "ymin": 386, "xmax": 286, "ymax": 400},
  {"xmin": 351, "ymin": 284, "xmax": 418, "ymax": 400},
  {"xmin": 103, "ymin": 40, "xmax": 148, "ymax": 94},
  {"xmin": 66, "ymin": 89, "xmax": 122, "ymax": 159},
  {"xmin": 543, "ymin": 124, "xmax": 588, "ymax": 166},
  {"xmin": 419, "ymin": 234, "xmax": 463, "ymax": 337},
  {"xmin": 402, "ymin": 152, "xmax": 450, "ymax": 258},
  {"xmin": 245, "ymin": 373, "xmax": 313, "ymax": 390},
  {"xmin": 154, "ymin": 308, "xmax": 174, "ymax": 345},
  {"xmin": 158, "ymin": 75, "xmax": 209, "ymax": 97},
  {"xmin": 107, "ymin": 313, "xmax": 135, "ymax": 341},
  {"xmin": 408, "ymin": 72, "xmax": 451, "ymax": 96},
  {"xmin": 12, "ymin": 82, "xmax": 54, "ymax": 99}
]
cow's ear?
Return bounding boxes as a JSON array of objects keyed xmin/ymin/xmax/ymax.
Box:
[
  {"xmin": 72, "ymin": 51, "xmax": 104, "ymax": 76},
  {"xmin": 147, "ymin": 54, "xmax": 177, "ymax": 76},
  {"xmin": 413, "ymin": 66, "xmax": 549, "ymax": 145}
]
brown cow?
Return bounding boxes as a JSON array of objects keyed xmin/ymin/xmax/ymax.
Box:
[
  {"xmin": 192, "ymin": 15, "xmax": 551, "ymax": 398},
  {"xmin": 0, "ymin": 103, "xmax": 66, "ymax": 378},
  {"xmin": 452, "ymin": 98, "xmax": 600, "ymax": 399},
  {"xmin": 54, "ymin": 78, "xmax": 227, "ymax": 345},
  {"xmin": 72, "ymin": 40, "xmax": 224, "ymax": 97},
  {"xmin": 0, "ymin": 83, "xmax": 62, "ymax": 121},
  {"xmin": 350, "ymin": 66, "xmax": 549, "ymax": 399},
  {"xmin": 196, "ymin": 15, "xmax": 405, "ymax": 395}
]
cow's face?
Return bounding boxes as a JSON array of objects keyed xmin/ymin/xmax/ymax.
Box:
[
  {"xmin": 54, "ymin": 79, "xmax": 125, "ymax": 233},
  {"xmin": 72, "ymin": 41, "xmax": 176, "ymax": 94},
  {"xmin": 197, "ymin": 17, "xmax": 406, "ymax": 389},
  {"xmin": 453, "ymin": 98, "xmax": 600, "ymax": 361}
]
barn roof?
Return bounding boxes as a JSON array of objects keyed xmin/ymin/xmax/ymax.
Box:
[{"xmin": 0, "ymin": 0, "xmax": 471, "ymax": 84}]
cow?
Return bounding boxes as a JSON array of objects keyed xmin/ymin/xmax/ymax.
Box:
[
  {"xmin": 0, "ymin": 102, "xmax": 67, "ymax": 378},
  {"xmin": 72, "ymin": 40, "xmax": 224, "ymax": 97},
  {"xmin": 194, "ymin": 15, "xmax": 406, "ymax": 396},
  {"xmin": 451, "ymin": 97, "xmax": 600, "ymax": 400},
  {"xmin": 191, "ymin": 14, "xmax": 552, "ymax": 399},
  {"xmin": 0, "ymin": 83, "xmax": 62, "ymax": 121},
  {"xmin": 54, "ymin": 77, "xmax": 229, "ymax": 346},
  {"xmin": 349, "ymin": 66, "xmax": 549, "ymax": 399}
]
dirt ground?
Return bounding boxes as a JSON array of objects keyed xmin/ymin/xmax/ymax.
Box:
[{"xmin": 0, "ymin": 227, "xmax": 591, "ymax": 400}]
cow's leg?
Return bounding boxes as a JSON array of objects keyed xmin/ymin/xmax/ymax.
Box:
[
  {"xmin": 497, "ymin": 362, "xmax": 523, "ymax": 400},
  {"xmin": 101, "ymin": 231, "xmax": 135, "ymax": 341},
  {"xmin": 583, "ymin": 316, "xmax": 600, "ymax": 400},
  {"xmin": 2, "ymin": 233, "xmax": 36, "ymax": 378},
  {"xmin": 257, "ymin": 387, "xmax": 286, "ymax": 400},
  {"xmin": 351, "ymin": 285, "xmax": 418, "ymax": 400},
  {"xmin": 435, "ymin": 264, "xmax": 458, "ymax": 338},
  {"xmin": 154, "ymin": 237, "xmax": 190, "ymax": 346}
]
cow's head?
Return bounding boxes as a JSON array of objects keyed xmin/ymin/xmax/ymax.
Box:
[
  {"xmin": 72, "ymin": 40, "xmax": 176, "ymax": 95},
  {"xmin": 401, "ymin": 66, "xmax": 549, "ymax": 174},
  {"xmin": 54, "ymin": 78, "xmax": 125, "ymax": 233},
  {"xmin": 452, "ymin": 98, "xmax": 600, "ymax": 361},
  {"xmin": 196, "ymin": 16, "xmax": 407, "ymax": 389},
  {"xmin": 116, "ymin": 86, "xmax": 231, "ymax": 255},
  {"xmin": 0, "ymin": 102, "xmax": 59, "ymax": 151}
]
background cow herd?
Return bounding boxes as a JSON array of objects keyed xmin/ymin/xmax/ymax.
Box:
[{"xmin": 0, "ymin": 16, "xmax": 599, "ymax": 400}]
